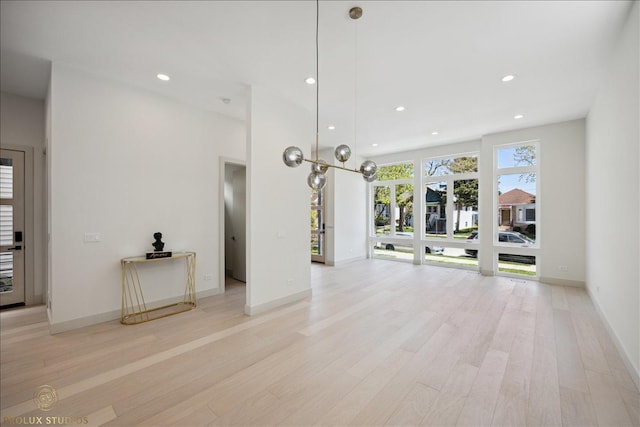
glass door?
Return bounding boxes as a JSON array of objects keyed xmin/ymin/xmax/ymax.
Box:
[
  {"xmin": 0, "ymin": 149, "xmax": 25, "ymax": 307},
  {"xmin": 311, "ymin": 188, "xmax": 325, "ymax": 263}
]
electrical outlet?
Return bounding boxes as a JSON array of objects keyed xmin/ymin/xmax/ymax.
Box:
[
  {"xmin": 558, "ymin": 265, "xmax": 568, "ymax": 272},
  {"xmin": 204, "ymin": 274, "xmax": 213, "ymax": 281},
  {"xmin": 83, "ymin": 232, "xmax": 101, "ymax": 243},
  {"xmin": 287, "ymin": 279, "xmax": 294, "ymax": 287}
]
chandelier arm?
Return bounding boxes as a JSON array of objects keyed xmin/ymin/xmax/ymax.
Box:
[{"xmin": 303, "ymin": 159, "xmax": 361, "ymax": 174}]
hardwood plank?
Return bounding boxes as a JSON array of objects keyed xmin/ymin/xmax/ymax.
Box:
[
  {"xmin": 551, "ymin": 286, "xmax": 569, "ymax": 310},
  {"xmin": 456, "ymin": 349, "xmax": 509, "ymax": 426},
  {"xmin": 491, "ymin": 310, "xmax": 535, "ymax": 427},
  {"xmin": 527, "ymin": 294, "xmax": 562, "ymax": 427},
  {"xmin": 554, "ymin": 308, "xmax": 589, "ymax": 393},
  {"xmin": 586, "ymin": 369, "xmax": 635, "ymax": 426},
  {"xmin": 571, "ymin": 311, "xmax": 610, "ymax": 375},
  {"xmin": 315, "ymin": 349, "xmax": 414, "ymax": 426},
  {"xmin": 385, "ymin": 382, "xmax": 439, "ymax": 426},
  {"xmin": 419, "ymin": 361, "xmax": 479, "ymax": 426},
  {"xmin": 559, "ymin": 385, "xmax": 598, "ymax": 426}
]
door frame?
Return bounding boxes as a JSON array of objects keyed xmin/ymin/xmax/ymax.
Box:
[
  {"xmin": 0, "ymin": 146, "xmax": 36, "ymax": 307},
  {"xmin": 218, "ymin": 157, "xmax": 246, "ymax": 295}
]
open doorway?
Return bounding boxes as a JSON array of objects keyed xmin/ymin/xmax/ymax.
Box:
[{"xmin": 220, "ymin": 159, "xmax": 246, "ymax": 298}]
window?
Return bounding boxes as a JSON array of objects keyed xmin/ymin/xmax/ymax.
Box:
[
  {"xmin": 370, "ymin": 162, "xmax": 414, "ymax": 261},
  {"xmin": 495, "ymin": 142, "xmax": 538, "ymax": 277},
  {"xmin": 373, "ymin": 185, "xmax": 391, "ymax": 236},
  {"xmin": 311, "ymin": 188, "xmax": 326, "ymax": 263},
  {"xmin": 496, "ymin": 143, "xmax": 537, "ymax": 244},
  {"xmin": 422, "ymin": 154, "xmax": 479, "ymax": 270},
  {"xmin": 425, "ymin": 181, "xmax": 447, "ymax": 238},
  {"xmin": 423, "ymin": 155, "xmax": 478, "ymax": 240}
]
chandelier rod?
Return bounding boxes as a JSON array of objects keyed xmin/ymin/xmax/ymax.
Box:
[{"xmin": 315, "ymin": 0, "xmax": 319, "ymax": 162}]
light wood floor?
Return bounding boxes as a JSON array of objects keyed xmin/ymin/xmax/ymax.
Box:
[{"xmin": 1, "ymin": 260, "xmax": 638, "ymax": 426}]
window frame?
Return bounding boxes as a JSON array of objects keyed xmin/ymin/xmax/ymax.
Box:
[
  {"xmin": 369, "ymin": 162, "xmax": 416, "ymax": 261},
  {"xmin": 493, "ymin": 140, "xmax": 540, "ymax": 278}
]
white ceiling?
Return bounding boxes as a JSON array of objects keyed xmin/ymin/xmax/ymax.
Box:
[{"xmin": 0, "ymin": 1, "xmax": 632, "ymax": 156}]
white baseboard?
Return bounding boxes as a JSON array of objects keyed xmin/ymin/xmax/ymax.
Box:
[
  {"xmin": 244, "ymin": 288, "xmax": 312, "ymax": 316},
  {"xmin": 334, "ymin": 255, "xmax": 367, "ymax": 267},
  {"xmin": 586, "ymin": 285, "xmax": 640, "ymax": 392},
  {"xmin": 49, "ymin": 287, "xmax": 221, "ymax": 334},
  {"xmin": 539, "ymin": 276, "xmax": 585, "ymax": 288}
]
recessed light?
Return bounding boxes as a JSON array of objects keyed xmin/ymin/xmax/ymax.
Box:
[
  {"xmin": 372, "ymin": 143, "xmax": 378, "ymax": 147},
  {"xmin": 502, "ymin": 74, "xmax": 515, "ymax": 82},
  {"xmin": 431, "ymin": 131, "xmax": 439, "ymax": 136},
  {"xmin": 327, "ymin": 125, "xmax": 335, "ymax": 130},
  {"xmin": 394, "ymin": 106, "xmax": 405, "ymax": 112},
  {"xmin": 305, "ymin": 77, "xmax": 316, "ymax": 85},
  {"xmin": 157, "ymin": 73, "xmax": 170, "ymax": 81},
  {"xmin": 514, "ymin": 114, "xmax": 524, "ymax": 119}
]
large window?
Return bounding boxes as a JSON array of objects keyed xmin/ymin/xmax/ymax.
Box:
[
  {"xmin": 424, "ymin": 156, "xmax": 478, "ymax": 239},
  {"xmin": 495, "ymin": 143, "xmax": 538, "ymax": 276},
  {"xmin": 422, "ymin": 155, "xmax": 479, "ymax": 269},
  {"xmin": 371, "ymin": 162, "xmax": 415, "ymax": 261}
]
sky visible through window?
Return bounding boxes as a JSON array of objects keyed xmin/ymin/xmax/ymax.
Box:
[
  {"xmin": 498, "ymin": 174, "xmax": 536, "ymax": 195},
  {"xmin": 497, "ymin": 146, "xmax": 536, "ymax": 195}
]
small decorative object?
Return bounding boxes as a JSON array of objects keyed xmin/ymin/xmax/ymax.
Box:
[
  {"xmin": 152, "ymin": 232, "xmax": 164, "ymax": 251},
  {"xmin": 147, "ymin": 232, "xmax": 172, "ymax": 259}
]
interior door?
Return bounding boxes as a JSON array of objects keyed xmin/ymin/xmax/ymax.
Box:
[
  {"xmin": 231, "ymin": 167, "xmax": 246, "ymax": 282},
  {"xmin": 0, "ymin": 149, "xmax": 25, "ymax": 307}
]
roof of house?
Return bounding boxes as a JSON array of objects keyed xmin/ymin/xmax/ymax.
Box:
[
  {"xmin": 499, "ymin": 188, "xmax": 535, "ymax": 205},
  {"xmin": 426, "ymin": 187, "xmax": 443, "ymax": 204}
]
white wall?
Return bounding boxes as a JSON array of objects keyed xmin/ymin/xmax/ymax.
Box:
[
  {"xmin": 332, "ymin": 160, "xmax": 368, "ymax": 264},
  {"xmin": 586, "ymin": 1, "xmax": 639, "ymax": 387},
  {"xmin": 0, "ymin": 91, "xmax": 46, "ymax": 305},
  {"xmin": 48, "ymin": 63, "xmax": 245, "ymax": 330},
  {"xmin": 321, "ymin": 149, "xmax": 368, "ymax": 266},
  {"xmin": 245, "ymin": 86, "xmax": 312, "ymax": 314},
  {"xmin": 481, "ymin": 119, "xmax": 586, "ymax": 285}
]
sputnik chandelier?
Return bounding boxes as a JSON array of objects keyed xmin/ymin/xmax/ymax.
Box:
[{"xmin": 282, "ymin": 3, "xmax": 377, "ymax": 191}]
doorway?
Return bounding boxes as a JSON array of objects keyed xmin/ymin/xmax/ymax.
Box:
[
  {"xmin": 221, "ymin": 160, "xmax": 246, "ymax": 295},
  {"xmin": 311, "ymin": 188, "xmax": 325, "ymax": 263},
  {"xmin": 0, "ymin": 149, "xmax": 25, "ymax": 308}
]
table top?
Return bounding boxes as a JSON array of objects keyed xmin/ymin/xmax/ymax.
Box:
[{"xmin": 121, "ymin": 251, "xmax": 195, "ymax": 264}]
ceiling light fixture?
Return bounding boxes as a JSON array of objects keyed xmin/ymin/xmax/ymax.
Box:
[
  {"xmin": 514, "ymin": 114, "xmax": 524, "ymax": 119},
  {"xmin": 395, "ymin": 106, "xmax": 405, "ymax": 112},
  {"xmin": 328, "ymin": 125, "xmax": 335, "ymax": 130},
  {"xmin": 431, "ymin": 131, "xmax": 439, "ymax": 136},
  {"xmin": 372, "ymin": 143, "xmax": 379, "ymax": 147},
  {"xmin": 501, "ymin": 74, "xmax": 515, "ymax": 82},
  {"xmin": 156, "ymin": 73, "xmax": 170, "ymax": 81},
  {"xmin": 305, "ymin": 76, "xmax": 316, "ymax": 85},
  {"xmin": 282, "ymin": 3, "xmax": 377, "ymax": 190}
]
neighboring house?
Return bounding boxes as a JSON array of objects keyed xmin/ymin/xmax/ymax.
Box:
[
  {"xmin": 425, "ymin": 187, "xmax": 445, "ymax": 234},
  {"xmin": 498, "ymin": 188, "xmax": 536, "ymax": 231}
]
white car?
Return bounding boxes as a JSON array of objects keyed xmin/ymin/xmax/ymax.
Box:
[{"xmin": 376, "ymin": 232, "xmax": 444, "ymax": 254}]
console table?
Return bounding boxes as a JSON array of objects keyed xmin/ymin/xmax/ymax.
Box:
[{"xmin": 120, "ymin": 251, "xmax": 196, "ymax": 325}]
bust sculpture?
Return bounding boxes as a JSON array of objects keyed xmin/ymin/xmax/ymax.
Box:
[{"xmin": 152, "ymin": 232, "xmax": 165, "ymax": 251}]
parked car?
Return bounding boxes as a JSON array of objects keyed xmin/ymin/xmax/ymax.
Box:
[
  {"xmin": 376, "ymin": 232, "xmax": 444, "ymax": 254},
  {"xmin": 464, "ymin": 231, "xmax": 536, "ymax": 264}
]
